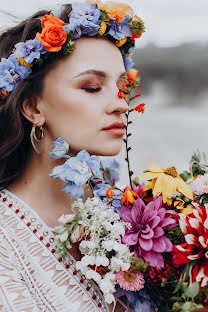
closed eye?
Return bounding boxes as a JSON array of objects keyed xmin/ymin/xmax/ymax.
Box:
[{"xmin": 82, "ymin": 87, "xmax": 102, "ymax": 93}]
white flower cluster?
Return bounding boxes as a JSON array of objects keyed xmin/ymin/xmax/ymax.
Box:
[{"xmin": 72, "ymin": 198, "xmax": 132, "ymax": 304}]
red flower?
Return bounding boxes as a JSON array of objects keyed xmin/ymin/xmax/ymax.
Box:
[
  {"xmin": 172, "ymin": 203, "xmax": 208, "ymax": 287},
  {"xmin": 132, "ymin": 104, "xmax": 145, "ymax": 114}
]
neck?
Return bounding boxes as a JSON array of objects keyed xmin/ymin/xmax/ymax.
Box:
[{"xmin": 7, "ymin": 145, "xmax": 93, "ymax": 228}]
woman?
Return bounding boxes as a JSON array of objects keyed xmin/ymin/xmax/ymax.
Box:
[{"xmin": 0, "ymin": 1, "xmax": 144, "ymax": 311}]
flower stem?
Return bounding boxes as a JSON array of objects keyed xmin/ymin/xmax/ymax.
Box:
[{"xmin": 124, "ymin": 85, "xmax": 135, "ymax": 190}]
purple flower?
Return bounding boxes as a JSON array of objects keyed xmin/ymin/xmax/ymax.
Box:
[
  {"xmin": 14, "ymin": 38, "xmax": 46, "ymax": 64},
  {"xmin": 119, "ymin": 195, "xmax": 177, "ymax": 268},
  {"xmin": 63, "ymin": 2, "xmax": 101, "ymax": 39},
  {"xmin": 0, "ymin": 54, "xmax": 32, "ymax": 92},
  {"xmin": 108, "ymin": 16, "xmax": 132, "ymax": 40},
  {"xmin": 123, "ymin": 56, "xmax": 134, "ymax": 71}
]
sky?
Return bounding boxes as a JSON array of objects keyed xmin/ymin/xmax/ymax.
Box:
[{"xmin": 0, "ymin": 0, "xmax": 208, "ymax": 47}]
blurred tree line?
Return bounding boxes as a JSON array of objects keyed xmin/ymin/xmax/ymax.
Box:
[{"xmin": 133, "ymin": 42, "xmax": 208, "ymax": 107}]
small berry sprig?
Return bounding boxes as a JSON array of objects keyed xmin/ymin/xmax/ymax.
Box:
[{"xmin": 118, "ymin": 69, "xmax": 145, "ymax": 190}]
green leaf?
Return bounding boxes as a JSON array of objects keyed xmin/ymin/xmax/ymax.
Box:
[{"xmin": 184, "ymin": 282, "xmax": 200, "ymax": 298}]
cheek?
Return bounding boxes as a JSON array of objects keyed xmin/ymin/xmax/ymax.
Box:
[{"xmin": 43, "ymin": 86, "xmax": 103, "ymax": 140}]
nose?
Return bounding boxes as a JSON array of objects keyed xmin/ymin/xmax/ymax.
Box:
[{"xmin": 105, "ymin": 86, "xmax": 129, "ymax": 115}]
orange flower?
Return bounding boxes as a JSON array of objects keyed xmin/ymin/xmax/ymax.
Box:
[
  {"xmin": 118, "ymin": 90, "xmax": 126, "ymax": 99},
  {"xmin": 106, "ymin": 187, "xmax": 116, "ymax": 198},
  {"xmin": 89, "ymin": 0, "xmax": 134, "ymax": 24},
  {"xmin": 0, "ymin": 88, "xmax": 9, "ymax": 100},
  {"xmin": 132, "ymin": 104, "xmax": 145, "ymax": 114},
  {"xmin": 131, "ymin": 29, "xmax": 142, "ymax": 43},
  {"xmin": 41, "ymin": 14, "xmax": 65, "ymax": 28},
  {"xmin": 121, "ymin": 187, "xmax": 138, "ymax": 206},
  {"xmin": 130, "ymin": 93, "xmax": 141, "ymax": 100},
  {"xmin": 36, "ymin": 14, "xmax": 67, "ymax": 52},
  {"xmin": 127, "ymin": 69, "xmax": 139, "ymax": 84}
]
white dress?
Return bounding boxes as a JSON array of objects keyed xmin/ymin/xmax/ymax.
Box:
[{"xmin": 0, "ymin": 189, "xmax": 110, "ymax": 312}]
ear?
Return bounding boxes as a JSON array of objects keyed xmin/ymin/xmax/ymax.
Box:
[{"xmin": 21, "ymin": 96, "xmax": 45, "ymax": 127}]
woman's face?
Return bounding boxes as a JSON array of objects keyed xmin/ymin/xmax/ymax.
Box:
[{"xmin": 40, "ymin": 37, "xmax": 129, "ymax": 156}]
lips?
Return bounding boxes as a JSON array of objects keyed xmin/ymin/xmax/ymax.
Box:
[
  {"xmin": 102, "ymin": 122, "xmax": 125, "ymax": 136},
  {"xmin": 102, "ymin": 122, "xmax": 125, "ymax": 130}
]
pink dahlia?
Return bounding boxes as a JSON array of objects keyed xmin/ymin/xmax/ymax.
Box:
[
  {"xmin": 172, "ymin": 203, "xmax": 208, "ymax": 288},
  {"xmin": 132, "ymin": 182, "xmax": 145, "ymax": 198},
  {"xmin": 119, "ymin": 195, "xmax": 177, "ymax": 268},
  {"xmin": 115, "ymin": 270, "xmax": 145, "ymax": 291}
]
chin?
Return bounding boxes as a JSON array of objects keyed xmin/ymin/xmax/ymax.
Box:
[{"xmin": 90, "ymin": 143, "xmax": 122, "ymax": 156}]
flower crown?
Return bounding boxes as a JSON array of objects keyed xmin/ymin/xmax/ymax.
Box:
[{"xmin": 0, "ymin": 1, "xmax": 145, "ymax": 102}]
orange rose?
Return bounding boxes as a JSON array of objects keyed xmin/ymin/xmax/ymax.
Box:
[
  {"xmin": 41, "ymin": 14, "xmax": 65, "ymax": 28},
  {"xmin": 36, "ymin": 24, "xmax": 67, "ymax": 52}
]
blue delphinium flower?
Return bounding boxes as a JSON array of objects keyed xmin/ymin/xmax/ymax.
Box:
[
  {"xmin": 123, "ymin": 56, "xmax": 134, "ymax": 71},
  {"xmin": 108, "ymin": 16, "xmax": 132, "ymax": 40},
  {"xmin": 62, "ymin": 181, "xmax": 84, "ymax": 198},
  {"xmin": 101, "ymin": 158, "xmax": 120, "ymax": 183},
  {"xmin": 50, "ymin": 149, "xmax": 101, "ymax": 198},
  {"xmin": 49, "ymin": 137, "xmax": 69, "ymax": 160},
  {"xmin": 0, "ymin": 54, "xmax": 32, "ymax": 92},
  {"xmin": 14, "ymin": 38, "xmax": 47, "ymax": 64},
  {"xmin": 115, "ymin": 287, "xmax": 156, "ymax": 312},
  {"xmin": 93, "ymin": 182, "xmax": 122, "ymax": 212},
  {"xmin": 63, "ymin": 2, "xmax": 101, "ymax": 39}
]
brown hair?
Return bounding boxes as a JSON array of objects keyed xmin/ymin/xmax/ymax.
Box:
[{"xmin": 0, "ymin": 5, "xmax": 72, "ymax": 190}]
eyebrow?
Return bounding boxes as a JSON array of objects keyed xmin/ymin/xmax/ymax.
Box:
[{"xmin": 73, "ymin": 69, "xmax": 127, "ymax": 79}]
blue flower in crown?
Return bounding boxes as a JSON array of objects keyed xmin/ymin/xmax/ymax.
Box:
[
  {"xmin": 49, "ymin": 149, "xmax": 101, "ymax": 198},
  {"xmin": 14, "ymin": 38, "xmax": 47, "ymax": 64},
  {"xmin": 0, "ymin": 54, "xmax": 32, "ymax": 92},
  {"xmin": 108, "ymin": 16, "xmax": 132, "ymax": 40},
  {"xmin": 63, "ymin": 2, "xmax": 101, "ymax": 39},
  {"xmin": 123, "ymin": 56, "xmax": 134, "ymax": 71}
]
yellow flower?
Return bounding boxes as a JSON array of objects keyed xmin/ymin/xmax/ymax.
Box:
[
  {"xmin": 99, "ymin": 20, "xmax": 107, "ymax": 36},
  {"xmin": 139, "ymin": 159, "xmax": 193, "ymax": 205},
  {"xmin": 115, "ymin": 36, "xmax": 127, "ymax": 47},
  {"xmin": 17, "ymin": 57, "xmax": 33, "ymax": 68},
  {"xmin": 174, "ymin": 199, "xmax": 193, "ymax": 216},
  {"xmin": 88, "ymin": 0, "xmax": 134, "ymax": 24}
]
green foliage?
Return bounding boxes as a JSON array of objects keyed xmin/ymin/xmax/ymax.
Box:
[
  {"xmin": 165, "ymin": 226, "xmax": 184, "ymax": 245},
  {"xmin": 190, "ymin": 151, "xmax": 208, "ymax": 177},
  {"xmin": 130, "ymin": 257, "xmax": 149, "ymax": 273},
  {"xmin": 180, "ymin": 170, "xmax": 192, "ymax": 182}
]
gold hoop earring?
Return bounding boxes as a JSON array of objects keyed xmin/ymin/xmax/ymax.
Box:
[{"xmin": 30, "ymin": 125, "xmax": 44, "ymax": 154}]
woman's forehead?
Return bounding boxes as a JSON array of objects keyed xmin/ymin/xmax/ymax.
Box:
[{"xmin": 57, "ymin": 37, "xmax": 126, "ymax": 78}]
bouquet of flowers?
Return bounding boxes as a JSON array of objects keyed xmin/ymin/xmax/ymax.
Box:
[{"xmin": 50, "ymin": 70, "xmax": 208, "ymax": 311}]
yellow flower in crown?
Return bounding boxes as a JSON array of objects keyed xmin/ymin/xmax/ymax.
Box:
[
  {"xmin": 88, "ymin": 0, "xmax": 134, "ymax": 23},
  {"xmin": 139, "ymin": 159, "xmax": 194, "ymax": 205}
]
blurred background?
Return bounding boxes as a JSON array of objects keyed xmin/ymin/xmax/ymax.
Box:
[{"xmin": 0, "ymin": 0, "xmax": 208, "ymax": 185}]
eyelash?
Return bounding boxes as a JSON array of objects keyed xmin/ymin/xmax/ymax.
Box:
[{"xmin": 82, "ymin": 87, "xmax": 102, "ymax": 93}]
